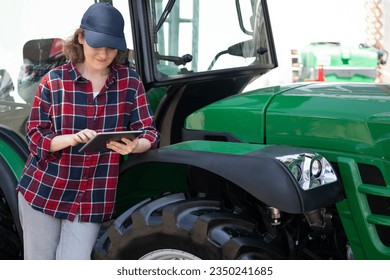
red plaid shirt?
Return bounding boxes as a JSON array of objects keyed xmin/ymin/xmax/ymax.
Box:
[{"xmin": 17, "ymin": 62, "xmax": 159, "ymax": 223}]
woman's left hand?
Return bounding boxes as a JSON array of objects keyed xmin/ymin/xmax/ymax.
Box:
[
  {"xmin": 106, "ymin": 137, "xmax": 152, "ymax": 155},
  {"xmin": 106, "ymin": 137, "xmax": 139, "ymax": 155}
]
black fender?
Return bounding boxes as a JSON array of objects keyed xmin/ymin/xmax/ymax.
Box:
[{"xmin": 120, "ymin": 145, "xmax": 343, "ymax": 214}]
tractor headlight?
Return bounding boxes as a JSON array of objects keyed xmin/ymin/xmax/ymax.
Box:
[
  {"xmin": 311, "ymin": 158, "xmax": 322, "ymax": 178},
  {"xmin": 276, "ymin": 153, "xmax": 337, "ymax": 190}
]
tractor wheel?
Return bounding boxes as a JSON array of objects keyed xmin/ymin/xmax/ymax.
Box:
[
  {"xmin": 93, "ymin": 193, "xmax": 284, "ymax": 260},
  {"xmin": 0, "ymin": 189, "xmax": 23, "ymax": 259}
]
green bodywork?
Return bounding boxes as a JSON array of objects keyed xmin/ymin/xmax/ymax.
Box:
[
  {"xmin": 185, "ymin": 83, "xmax": 389, "ymax": 159},
  {"xmin": 185, "ymin": 82, "xmax": 390, "ymax": 259}
]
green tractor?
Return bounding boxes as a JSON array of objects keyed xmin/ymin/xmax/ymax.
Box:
[
  {"xmin": 0, "ymin": 0, "xmax": 389, "ymax": 260},
  {"xmin": 296, "ymin": 41, "xmax": 388, "ymax": 82}
]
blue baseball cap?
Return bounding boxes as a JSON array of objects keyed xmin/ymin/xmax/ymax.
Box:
[{"xmin": 80, "ymin": 3, "xmax": 127, "ymax": 51}]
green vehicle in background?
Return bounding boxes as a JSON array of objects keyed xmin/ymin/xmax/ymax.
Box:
[
  {"xmin": 0, "ymin": 0, "xmax": 389, "ymax": 260},
  {"xmin": 296, "ymin": 41, "xmax": 388, "ymax": 82}
]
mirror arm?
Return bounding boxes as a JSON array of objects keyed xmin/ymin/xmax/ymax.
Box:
[
  {"xmin": 236, "ymin": 0, "xmax": 253, "ymax": 35},
  {"xmin": 155, "ymin": 0, "xmax": 176, "ymax": 33}
]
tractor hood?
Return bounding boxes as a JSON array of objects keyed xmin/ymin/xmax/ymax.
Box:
[{"xmin": 185, "ymin": 83, "xmax": 390, "ymax": 159}]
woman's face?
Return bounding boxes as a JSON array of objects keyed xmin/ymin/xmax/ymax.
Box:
[{"xmin": 78, "ymin": 34, "xmax": 118, "ymax": 72}]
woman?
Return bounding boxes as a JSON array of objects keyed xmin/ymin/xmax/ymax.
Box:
[{"xmin": 16, "ymin": 3, "xmax": 159, "ymax": 260}]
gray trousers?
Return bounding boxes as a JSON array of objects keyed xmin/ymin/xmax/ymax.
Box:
[{"xmin": 18, "ymin": 192, "xmax": 101, "ymax": 260}]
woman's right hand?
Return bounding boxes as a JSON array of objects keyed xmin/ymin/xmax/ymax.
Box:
[
  {"xmin": 69, "ymin": 129, "xmax": 97, "ymax": 146},
  {"xmin": 50, "ymin": 129, "xmax": 97, "ymax": 152}
]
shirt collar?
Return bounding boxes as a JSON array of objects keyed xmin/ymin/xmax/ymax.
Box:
[
  {"xmin": 67, "ymin": 61, "xmax": 82, "ymax": 82},
  {"xmin": 67, "ymin": 61, "xmax": 118, "ymax": 86}
]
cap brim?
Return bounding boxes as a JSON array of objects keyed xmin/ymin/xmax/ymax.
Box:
[{"xmin": 84, "ymin": 29, "xmax": 127, "ymax": 51}]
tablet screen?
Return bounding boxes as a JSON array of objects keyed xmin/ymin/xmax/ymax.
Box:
[{"xmin": 78, "ymin": 130, "xmax": 143, "ymax": 153}]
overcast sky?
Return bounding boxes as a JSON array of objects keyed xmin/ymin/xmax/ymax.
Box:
[{"xmin": 0, "ymin": 0, "xmax": 371, "ymax": 89}]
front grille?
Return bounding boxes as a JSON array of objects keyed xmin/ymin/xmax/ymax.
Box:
[
  {"xmin": 358, "ymin": 163, "xmax": 389, "ymax": 249},
  {"xmin": 358, "ymin": 163, "xmax": 386, "ymax": 186},
  {"xmin": 375, "ymin": 224, "xmax": 390, "ymax": 247},
  {"xmin": 367, "ymin": 194, "xmax": 390, "ymax": 216}
]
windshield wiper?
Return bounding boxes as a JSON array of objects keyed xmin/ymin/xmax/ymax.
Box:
[{"xmin": 155, "ymin": 0, "xmax": 176, "ymax": 33}]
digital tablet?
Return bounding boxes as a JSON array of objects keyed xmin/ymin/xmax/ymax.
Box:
[{"xmin": 78, "ymin": 130, "xmax": 143, "ymax": 153}]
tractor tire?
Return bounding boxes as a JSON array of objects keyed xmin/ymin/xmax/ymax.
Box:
[
  {"xmin": 0, "ymin": 189, "xmax": 22, "ymax": 259},
  {"xmin": 93, "ymin": 193, "xmax": 284, "ymax": 260},
  {"xmin": 0, "ymin": 155, "xmax": 23, "ymax": 259}
]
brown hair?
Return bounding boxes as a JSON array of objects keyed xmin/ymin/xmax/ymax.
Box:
[{"xmin": 62, "ymin": 28, "xmax": 128, "ymax": 64}]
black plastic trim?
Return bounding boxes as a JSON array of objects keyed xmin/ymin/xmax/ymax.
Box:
[{"xmin": 182, "ymin": 129, "xmax": 242, "ymax": 143}]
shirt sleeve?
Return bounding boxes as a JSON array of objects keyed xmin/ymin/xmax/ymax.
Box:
[
  {"xmin": 25, "ymin": 74, "xmax": 60, "ymax": 161},
  {"xmin": 129, "ymin": 77, "xmax": 160, "ymax": 149}
]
